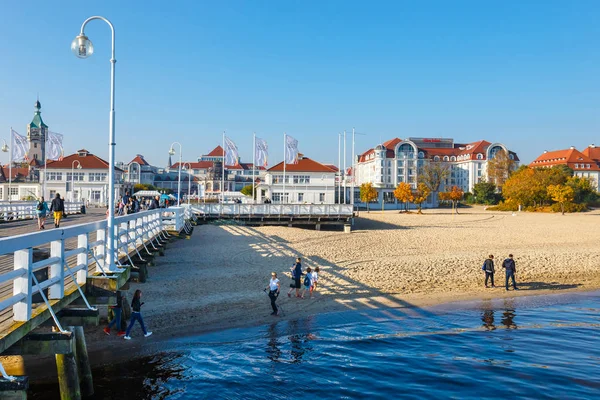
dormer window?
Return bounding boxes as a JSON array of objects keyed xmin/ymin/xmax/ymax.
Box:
[
  {"xmin": 418, "ymin": 151, "xmax": 424, "ymax": 159},
  {"xmin": 509, "ymin": 154, "xmax": 514, "ymax": 160},
  {"xmin": 575, "ymin": 163, "xmax": 579, "ymax": 169},
  {"xmin": 434, "ymin": 156, "xmax": 440, "ymax": 162},
  {"xmin": 443, "ymin": 156, "xmax": 449, "ymax": 162},
  {"xmin": 476, "ymin": 153, "xmax": 483, "ymax": 160},
  {"xmin": 450, "ymin": 156, "xmax": 456, "ymax": 162}
]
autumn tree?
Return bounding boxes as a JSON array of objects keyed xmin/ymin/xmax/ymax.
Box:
[
  {"xmin": 240, "ymin": 184, "xmax": 254, "ymax": 198},
  {"xmin": 393, "ymin": 182, "xmax": 413, "ymax": 212},
  {"xmin": 439, "ymin": 186, "xmax": 464, "ymax": 214},
  {"xmin": 547, "ymin": 184, "xmax": 574, "ymax": 215},
  {"xmin": 566, "ymin": 176, "xmax": 596, "ymax": 204},
  {"xmin": 487, "ymin": 149, "xmax": 516, "ymax": 190},
  {"xmin": 420, "ymin": 162, "xmax": 450, "ymax": 204},
  {"xmin": 411, "ymin": 183, "xmax": 431, "ymax": 214},
  {"xmin": 360, "ymin": 182, "xmax": 378, "ymax": 213}
]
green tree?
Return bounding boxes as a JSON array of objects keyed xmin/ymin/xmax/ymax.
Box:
[
  {"xmin": 472, "ymin": 182, "xmax": 498, "ymax": 204},
  {"xmin": 240, "ymin": 184, "xmax": 254, "ymax": 198},
  {"xmin": 360, "ymin": 182, "xmax": 378, "ymax": 213},
  {"xmin": 566, "ymin": 176, "xmax": 595, "ymax": 204},
  {"xmin": 547, "ymin": 184, "xmax": 574, "ymax": 215}
]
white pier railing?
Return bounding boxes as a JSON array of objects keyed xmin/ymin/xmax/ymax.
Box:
[
  {"xmin": 0, "ymin": 201, "xmax": 84, "ymax": 222},
  {"xmin": 190, "ymin": 203, "xmax": 354, "ymax": 217}
]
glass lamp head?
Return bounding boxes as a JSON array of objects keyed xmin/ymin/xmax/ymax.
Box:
[
  {"xmin": 1, "ymin": 143, "xmax": 8, "ymax": 153},
  {"xmin": 169, "ymin": 148, "xmax": 176, "ymax": 156},
  {"xmin": 77, "ymin": 164, "xmax": 82, "ymax": 169},
  {"xmin": 71, "ymin": 34, "xmax": 94, "ymax": 59}
]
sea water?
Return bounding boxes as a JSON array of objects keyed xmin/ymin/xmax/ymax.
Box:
[{"xmin": 31, "ymin": 292, "xmax": 600, "ymax": 399}]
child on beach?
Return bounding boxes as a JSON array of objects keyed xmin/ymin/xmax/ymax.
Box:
[
  {"xmin": 265, "ymin": 272, "xmax": 280, "ymax": 316},
  {"xmin": 124, "ymin": 290, "xmax": 152, "ymax": 340},
  {"xmin": 312, "ymin": 267, "xmax": 319, "ymax": 291},
  {"xmin": 103, "ymin": 291, "xmax": 126, "ymax": 336},
  {"xmin": 302, "ymin": 267, "xmax": 313, "ymax": 298}
]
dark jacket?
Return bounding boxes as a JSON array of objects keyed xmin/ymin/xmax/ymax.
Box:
[
  {"xmin": 50, "ymin": 198, "xmax": 64, "ymax": 212},
  {"xmin": 131, "ymin": 296, "xmax": 144, "ymax": 312},
  {"xmin": 149, "ymin": 198, "xmax": 160, "ymax": 210},
  {"xmin": 484, "ymin": 259, "xmax": 495, "ymax": 273},
  {"xmin": 293, "ymin": 263, "xmax": 302, "ymax": 280},
  {"xmin": 502, "ymin": 258, "xmax": 516, "ymax": 273}
]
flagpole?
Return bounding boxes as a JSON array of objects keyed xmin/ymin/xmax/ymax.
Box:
[
  {"xmin": 222, "ymin": 131, "xmax": 225, "ymax": 204},
  {"xmin": 43, "ymin": 135, "xmax": 48, "ymax": 200},
  {"xmin": 337, "ymin": 132, "xmax": 341, "ymax": 205},
  {"xmin": 283, "ymin": 132, "xmax": 286, "ymax": 204},
  {"xmin": 9, "ymin": 128, "xmax": 12, "ymax": 202},
  {"xmin": 343, "ymin": 130, "xmax": 346, "ymax": 204},
  {"xmin": 351, "ymin": 127, "xmax": 355, "ymax": 207},
  {"xmin": 252, "ymin": 132, "xmax": 256, "ymax": 204}
]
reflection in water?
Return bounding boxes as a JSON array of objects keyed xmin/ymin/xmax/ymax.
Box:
[
  {"xmin": 288, "ymin": 317, "xmax": 317, "ymax": 364},
  {"xmin": 502, "ymin": 309, "xmax": 517, "ymax": 329},
  {"xmin": 482, "ymin": 309, "xmax": 496, "ymax": 331},
  {"xmin": 267, "ymin": 323, "xmax": 282, "ymax": 362}
]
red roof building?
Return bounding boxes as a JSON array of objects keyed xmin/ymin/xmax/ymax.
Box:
[{"xmin": 530, "ymin": 146, "xmax": 600, "ymax": 190}]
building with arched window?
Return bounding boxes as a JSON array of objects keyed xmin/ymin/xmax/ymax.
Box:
[{"xmin": 351, "ymin": 137, "xmax": 519, "ymax": 209}]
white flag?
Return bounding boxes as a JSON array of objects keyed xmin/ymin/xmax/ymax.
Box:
[
  {"xmin": 255, "ymin": 137, "xmax": 268, "ymax": 167},
  {"xmin": 285, "ymin": 135, "xmax": 299, "ymax": 164},
  {"xmin": 11, "ymin": 129, "xmax": 28, "ymax": 162},
  {"xmin": 224, "ymin": 136, "xmax": 239, "ymax": 166},
  {"xmin": 47, "ymin": 131, "xmax": 64, "ymax": 161}
]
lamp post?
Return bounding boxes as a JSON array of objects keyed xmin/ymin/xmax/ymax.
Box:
[
  {"xmin": 169, "ymin": 142, "xmax": 182, "ymax": 206},
  {"xmin": 71, "ymin": 160, "xmax": 82, "ymax": 202},
  {"xmin": 1, "ymin": 140, "xmax": 8, "ymax": 201},
  {"xmin": 71, "ymin": 16, "xmax": 117, "ymax": 271},
  {"xmin": 182, "ymin": 162, "xmax": 192, "ymax": 204}
]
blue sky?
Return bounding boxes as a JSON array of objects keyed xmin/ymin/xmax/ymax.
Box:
[{"xmin": 1, "ymin": 0, "xmax": 599, "ymax": 167}]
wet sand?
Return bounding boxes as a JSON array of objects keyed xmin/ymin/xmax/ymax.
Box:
[{"xmin": 11, "ymin": 206, "xmax": 600, "ymax": 377}]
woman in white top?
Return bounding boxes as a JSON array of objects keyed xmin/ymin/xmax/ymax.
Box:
[{"xmin": 266, "ymin": 272, "xmax": 281, "ymax": 316}]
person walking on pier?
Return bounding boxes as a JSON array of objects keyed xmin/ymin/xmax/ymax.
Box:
[
  {"xmin": 124, "ymin": 290, "xmax": 152, "ymax": 340},
  {"xmin": 104, "ymin": 291, "xmax": 126, "ymax": 336},
  {"xmin": 265, "ymin": 272, "xmax": 281, "ymax": 316},
  {"xmin": 502, "ymin": 254, "xmax": 518, "ymax": 291},
  {"xmin": 149, "ymin": 195, "xmax": 160, "ymax": 210},
  {"xmin": 288, "ymin": 258, "xmax": 303, "ymax": 298},
  {"xmin": 35, "ymin": 196, "xmax": 49, "ymax": 230},
  {"xmin": 483, "ymin": 255, "xmax": 495, "ymax": 288},
  {"xmin": 49, "ymin": 193, "xmax": 65, "ymax": 228}
]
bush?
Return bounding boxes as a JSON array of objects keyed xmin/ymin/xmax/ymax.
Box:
[
  {"xmin": 486, "ymin": 200, "xmax": 519, "ymax": 211},
  {"xmin": 550, "ymin": 202, "xmax": 587, "ymax": 213}
]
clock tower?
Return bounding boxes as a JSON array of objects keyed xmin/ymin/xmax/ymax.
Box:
[{"xmin": 27, "ymin": 99, "xmax": 48, "ymax": 163}]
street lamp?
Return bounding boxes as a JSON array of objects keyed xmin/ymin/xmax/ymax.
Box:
[
  {"xmin": 71, "ymin": 160, "xmax": 82, "ymax": 202},
  {"xmin": 72, "ymin": 16, "xmax": 117, "ymax": 271},
  {"xmin": 169, "ymin": 142, "xmax": 182, "ymax": 206},
  {"xmin": 182, "ymin": 162, "xmax": 192, "ymax": 204}
]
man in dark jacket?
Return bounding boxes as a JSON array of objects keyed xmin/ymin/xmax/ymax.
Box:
[
  {"xmin": 502, "ymin": 254, "xmax": 518, "ymax": 291},
  {"xmin": 149, "ymin": 195, "xmax": 160, "ymax": 210},
  {"xmin": 49, "ymin": 193, "xmax": 65, "ymax": 228},
  {"xmin": 483, "ymin": 254, "xmax": 495, "ymax": 288},
  {"xmin": 287, "ymin": 257, "xmax": 303, "ymax": 298}
]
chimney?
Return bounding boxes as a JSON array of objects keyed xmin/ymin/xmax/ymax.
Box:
[
  {"xmin": 590, "ymin": 144, "xmax": 596, "ymax": 148},
  {"xmin": 569, "ymin": 146, "xmax": 575, "ymax": 150},
  {"xmin": 543, "ymin": 150, "xmax": 548, "ymax": 153}
]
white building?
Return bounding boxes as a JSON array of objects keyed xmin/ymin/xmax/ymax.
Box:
[
  {"xmin": 352, "ymin": 137, "xmax": 519, "ymax": 209},
  {"xmin": 530, "ymin": 145, "xmax": 600, "ymax": 190},
  {"xmin": 257, "ymin": 156, "xmax": 336, "ymax": 204},
  {"xmin": 43, "ymin": 149, "xmax": 130, "ymax": 205}
]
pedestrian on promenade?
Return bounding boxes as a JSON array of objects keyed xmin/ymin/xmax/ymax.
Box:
[
  {"xmin": 35, "ymin": 196, "xmax": 49, "ymax": 230},
  {"xmin": 132, "ymin": 196, "xmax": 140, "ymax": 213},
  {"xmin": 312, "ymin": 266, "xmax": 319, "ymax": 291},
  {"xmin": 502, "ymin": 254, "xmax": 518, "ymax": 291},
  {"xmin": 287, "ymin": 257, "xmax": 303, "ymax": 298},
  {"xmin": 104, "ymin": 291, "xmax": 126, "ymax": 336},
  {"xmin": 124, "ymin": 289, "xmax": 152, "ymax": 340},
  {"xmin": 49, "ymin": 193, "xmax": 65, "ymax": 228},
  {"xmin": 483, "ymin": 255, "xmax": 495, "ymax": 288},
  {"xmin": 301, "ymin": 267, "xmax": 313, "ymax": 299},
  {"xmin": 149, "ymin": 195, "xmax": 160, "ymax": 210},
  {"xmin": 265, "ymin": 272, "xmax": 280, "ymax": 316}
]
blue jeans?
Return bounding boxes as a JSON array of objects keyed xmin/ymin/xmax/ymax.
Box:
[
  {"xmin": 107, "ymin": 307, "xmax": 122, "ymax": 331},
  {"xmin": 125, "ymin": 312, "xmax": 147, "ymax": 336},
  {"xmin": 505, "ymin": 271, "xmax": 517, "ymax": 290}
]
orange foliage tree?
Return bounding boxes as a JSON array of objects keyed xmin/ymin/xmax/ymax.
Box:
[
  {"xmin": 411, "ymin": 183, "xmax": 431, "ymax": 214},
  {"xmin": 393, "ymin": 182, "xmax": 413, "ymax": 212}
]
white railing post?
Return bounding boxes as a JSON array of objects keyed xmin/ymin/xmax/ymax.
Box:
[
  {"xmin": 95, "ymin": 228, "xmax": 106, "ymax": 274},
  {"xmin": 49, "ymin": 239, "xmax": 65, "ymax": 299},
  {"xmin": 77, "ymin": 233, "xmax": 88, "ymax": 285},
  {"xmin": 13, "ymin": 248, "xmax": 33, "ymax": 321}
]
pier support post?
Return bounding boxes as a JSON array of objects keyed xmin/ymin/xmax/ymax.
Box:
[
  {"xmin": 71, "ymin": 327, "xmax": 93, "ymax": 397},
  {"xmin": 55, "ymin": 329, "xmax": 81, "ymax": 400},
  {"xmin": 0, "ymin": 376, "xmax": 28, "ymax": 400},
  {"xmin": 344, "ymin": 224, "xmax": 351, "ymax": 233},
  {"xmin": 315, "ymin": 224, "xmax": 321, "ymax": 231}
]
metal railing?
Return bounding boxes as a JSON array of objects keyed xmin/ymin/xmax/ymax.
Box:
[
  {"xmin": 0, "ymin": 201, "xmax": 84, "ymax": 222},
  {"xmin": 190, "ymin": 203, "xmax": 354, "ymax": 217}
]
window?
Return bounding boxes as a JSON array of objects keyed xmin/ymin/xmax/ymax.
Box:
[
  {"xmin": 91, "ymin": 190, "xmax": 102, "ymax": 202},
  {"xmin": 272, "ymin": 175, "xmax": 289, "ymax": 184},
  {"xmin": 89, "ymin": 173, "xmax": 107, "ymax": 182},
  {"xmin": 418, "ymin": 152, "xmax": 424, "ymax": 159},
  {"xmin": 298, "ymin": 193, "xmax": 304, "ymax": 202},
  {"xmin": 319, "ymin": 193, "xmax": 325, "ymax": 202},
  {"xmin": 10, "ymin": 187, "xmax": 19, "ymax": 196},
  {"xmin": 443, "ymin": 156, "xmax": 449, "ymax": 162},
  {"xmin": 383, "ymin": 192, "xmax": 395, "ymax": 203},
  {"xmin": 34, "ymin": 143, "xmax": 38, "ymax": 148},
  {"xmin": 477, "ymin": 153, "xmax": 483, "ymax": 160},
  {"xmin": 49, "ymin": 190, "xmax": 56, "ymax": 198},
  {"xmin": 587, "ymin": 164, "xmax": 591, "ymax": 169},
  {"xmin": 66, "ymin": 172, "xmax": 85, "ymax": 181},
  {"xmin": 46, "ymin": 172, "xmax": 63, "ymax": 181},
  {"xmin": 450, "ymin": 156, "xmax": 456, "ymax": 162},
  {"xmin": 509, "ymin": 154, "xmax": 514, "ymax": 160},
  {"xmin": 575, "ymin": 164, "xmax": 579, "ymax": 169},
  {"xmin": 272, "ymin": 192, "xmax": 289, "ymax": 203},
  {"xmin": 434, "ymin": 156, "xmax": 440, "ymax": 162},
  {"xmin": 293, "ymin": 175, "xmax": 310, "ymax": 184}
]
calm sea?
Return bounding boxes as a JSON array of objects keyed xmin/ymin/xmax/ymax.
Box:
[{"xmin": 31, "ymin": 292, "xmax": 600, "ymax": 399}]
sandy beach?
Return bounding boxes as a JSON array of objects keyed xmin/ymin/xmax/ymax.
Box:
[{"xmin": 11, "ymin": 206, "xmax": 600, "ymax": 376}]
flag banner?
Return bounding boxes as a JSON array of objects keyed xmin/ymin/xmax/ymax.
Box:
[
  {"xmin": 255, "ymin": 137, "xmax": 268, "ymax": 167},
  {"xmin": 224, "ymin": 136, "xmax": 239, "ymax": 166},
  {"xmin": 11, "ymin": 129, "xmax": 28, "ymax": 162},
  {"xmin": 47, "ymin": 131, "xmax": 64, "ymax": 161},
  {"xmin": 285, "ymin": 135, "xmax": 299, "ymax": 164}
]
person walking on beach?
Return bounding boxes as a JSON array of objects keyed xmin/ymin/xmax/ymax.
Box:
[
  {"xmin": 288, "ymin": 258, "xmax": 303, "ymax": 298},
  {"xmin": 312, "ymin": 266, "xmax": 319, "ymax": 291},
  {"xmin": 104, "ymin": 291, "xmax": 126, "ymax": 336},
  {"xmin": 265, "ymin": 272, "xmax": 281, "ymax": 316},
  {"xmin": 502, "ymin": 254, "xmax": 518, "ymax": 291},
  {"xmin": 124, "ymin": 290, "xmax": 152, "ymax": 340},
  {"xmin": 35, "ymin": 196, "xmax": 49, "ymax": 230},
  {"xmin": 49, "ymin": 193, "xmax": 65, "ymax": 228},
  {"xmin": 301, "ymin": 267, "xmax": 314, "ymax": 299},
  {"xmin": 483, "ymin": 255, "xmax": 495, "ymax": 288}
]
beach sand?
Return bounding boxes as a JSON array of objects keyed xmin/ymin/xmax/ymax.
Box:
[{"xmin": 12, "ymin": 206, "xmax": 600, "ymax": 376}]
